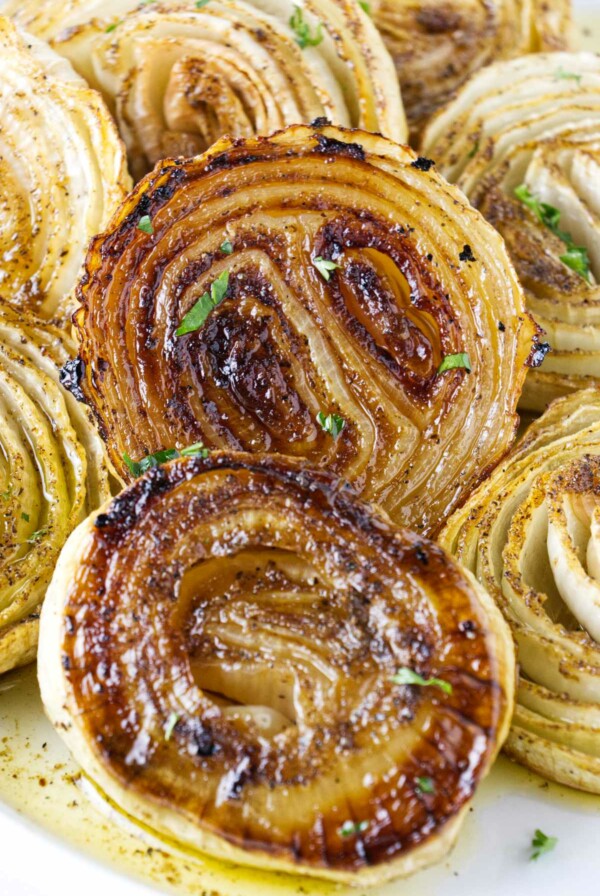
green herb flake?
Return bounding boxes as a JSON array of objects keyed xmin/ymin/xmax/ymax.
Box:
[
  {"xmin": 27, "ymin": 528, "xmax": 47, "ymax": 544},
  {"xmin": 339, "ymin": 820, "xmax": 369, "ymax": 838},
  {"xmin": 220, "ymin": 240, "xmax": 233, "ymax": 255},
  {"xmin": 196, "ymin": 0, "xmax": 211, "ymax": 6},
  {"xmin": 416, "ymin": 776, "xmax": 435, "ymax": 794},
  {"xmin": 105, "ymin": 21, "xmax": 121, "ymax": 33},
  {"xmin": 137, "ymin": 215, "xmax": 154, "ymax": 235},
  {"xmin": 1, "ymin": 486, "xmax": 13, "ymax": 501},
  {"xmin": 392, "ymin": 667, "xmax": 453, "ymax": 695},
  {"xmin": 313, "ymin": 256, "xmax": 341, "ymax": 281},
  {"xmin": 165, "ymin": 712, "xmax": 180, "ymax": 741},
  {"xmin": 289, "ymin": 5, "xmax": 324, "ymax": 48},
  {"xmin": 123, "ymin": 443, "xmax": 209, "ymax": 477},
  {"xmin": 467, "ymin": 140, "xmax": 480, "ymax": 160},
  {"xmin": 555, "ymin": 68, "xmax": 582, "ymax": 84},
  {"xmin": 531, "ymin": 829, "xmax": 557, "ymax": 860},
  {"xmin": 358, "ymin": 1, "xmax": 371, "ymax": 13},
  {"xmin": 437, "ymin": 353, "xmax": 472, "ymax": 375},
  {"xmin": 176, "ymin": 270, "xmax": 230, "ymax": 336},
  {"xmin": 21, "ymin": 512, "xmax": 30, "ymax": 522},
  {"xmin": 515, "ymin": 184, "xmax": 591, "ymax": 283},
  {"xmin": 317, "ymin": 412, "xmax": 345, "ymax": 440}
]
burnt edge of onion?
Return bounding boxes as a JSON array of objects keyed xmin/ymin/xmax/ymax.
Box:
[
  {"xmin": 59, "ymin": 357, "xmax": 87, "ymax": 404},
  {"xmin": 410, "ymin": 157, "xmax": 435, "ymax": 172},
  {"xmin": 313, "ymin": 134, "xmax": 366, "ymax": 161},
  {"xmin": 527, "ymin": 340, "xmax": 551, "ymax": 368}
]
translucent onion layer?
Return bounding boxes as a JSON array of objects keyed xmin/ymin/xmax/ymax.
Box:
[
  {"xmin": 39, "ymin": 452, "xmax": 514, "ymax": 883},
  {"xmin": 370, "ymin": 0, "xmax": 573, "ymax": 139},
  {"xmin": 3, "ymin": 0, "xmax": 406, "ymax": 180},
  {"xmin": 422, "ymin": 52, "xmax": 600, "ymax": 412},
  {"xmin": 0, "ymin": 300, "xmax": 111, "ymax": 675},
  {"xmin": 0, "ymin": 16, "xmax": 130, "ymax": 324},
  {"xmin": 440, "ymin": 389, "xmax": 600, "ymax": 794},
  {"xmin": 73, "ymin": 123, "xmax": 540, "ymax": 536}
]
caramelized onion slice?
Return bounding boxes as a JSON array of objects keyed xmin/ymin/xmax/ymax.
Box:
[
  {"xmin": 39, "ymin": 452, "xmax": 514, "ymax": 884},
  {"xmin": 440, "ymin": 388, "xmax": 600, "ymax": 793},
  {"xmin": 370, "ymin": 0, "xmax": 573, "ymax": 139},
  {"xmin": 0, "ymin": 16, "xmax": 130, "ymax": 323},
  {"xmin": 0, "ymin": 301, "xmax": 111, "ymax": 674},
  {"xmin": 5, "ymin": 0, "xmax": 406, "ymax": 179},
  {"xmin": 74, "ymin": 123, "xmax": 539, "ymax": 535},
  {"xmin": 422, "ymin": 52, "xmax": 600, "ymax": 411}
]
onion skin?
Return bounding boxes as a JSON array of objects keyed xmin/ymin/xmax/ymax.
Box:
[
  {"xmin": 440, "ymin": 389, "xmax": 600, "ymax": 794},
  {"xmin": 3, "ymin": 0, "xmax": 406, "ymax": 179},
  {"xmin": 422, "ymin": 52, "xmax": 600, "ymax": 412},
  {"xmin": 0, "ymin": 300, "xmax": 111, "ymax": 675},
  {"xmin": 370, "ymin": 0, "xmax": 573, "ymax": 140},
  {"xmin": 73, "ymin": 123, "xmax": 540, "ymax": 536},
  {"xmin": 0, "ymin": 16, "xmax": 130, "ymax": 324},
  {"xmin": 39, "ymin": 452, "xmax": 514, "ymax": 884}
]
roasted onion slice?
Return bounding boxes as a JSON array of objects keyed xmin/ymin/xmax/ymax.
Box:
[
  {"xmin": 4, "ymin": 0, "xmax": 406, "ymax": 180},
  {"xmin": 422, "ymin": 52, "xmax": 600, "ymax": 412},
  {"xmin": 39, "ymin": 452, "xmax": 514, "ymax": 883},
  {"xmin": 369, "ymin": 0, "xmax": 573, "ymax": 139},
  {"xmin": 74, "ymin": 123, "xmax": 539, "ymax": 535},
  {"xmin": 0, "ymin": 301, "xmax": 111, "ymax": 675},
  {"xmin": 0, "ymin": 17, "xmax": 130, "ymax": 323},
  {"xmin": 440, "ymin": 389, "xmax": 600, "ymax": 794}
]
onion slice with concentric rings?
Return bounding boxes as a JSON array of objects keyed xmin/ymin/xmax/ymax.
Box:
[
  {"xmin": 440, "ymin": 388, "xmax": 600, "ymax": 794},
  {"xmin": 3, "ymin": 0, "xmax": 406, "ymax": 180},
  {"xmin": 39, "ymin": 452, "xmax": 514, "ymax": 884},
  {"xmin": 0, "ymin": 16, "xmax": 130, "ymax": 323},
  {"xmin": 0, "ymin": 300, "xmax": 112, "ymax": 675},
  {"xmin": 422, "ymin": 52, "xmax": 600, "ymax": 411},
  {"xmin": 72, "ymin": 123, "xmax": 540, "ymax": 536}
]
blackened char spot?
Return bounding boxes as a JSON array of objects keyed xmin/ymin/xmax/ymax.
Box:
[
  {"xmin": 528, "ymin": 341, "xmax": 551, "ymax": 368},
  {"xmin": 59, "ymin": 357, "xmax": 87, "ymax": 404},
  {"xmin": 411, "ymin": 157, "xmax": 435, "ymax": 172},
  {"xmin": 314, "ymin": 135, "xmax": 366, "ymax": 161},
  {"xmin": 94, "ymin": 467, "xmax": 171, "ymax": 536},
  {"xmin": 205, "ymin": 153, "xmax": 261, "ymax": 173},
  {"xmin": 185, "ymin": 718, "xmax": 216, "ymax": 757},
  {"xmin": 310, "ymin": 116, "xmax": 332, "ymax": 128},
  {"xmin": 459, "ymin": 245, "xmax": 476, "ymax": 263}
]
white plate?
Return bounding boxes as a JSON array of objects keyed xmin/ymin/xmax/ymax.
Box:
[{"xmin": 1, "ymin": 5, "xmax": 599, "ymax": 895}]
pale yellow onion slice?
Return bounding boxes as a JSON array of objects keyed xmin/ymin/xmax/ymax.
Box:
[
  {"xmin": 440, "ymin": 388, "xmax": 600, "ymax": 793},
  {"xmin": 5, "ymin": 0, "xmax": 406, "ymax": 180},
  {"xmin": 39, "ymin": 452, "xmax": 515, "ymax": 884},
  {"xmin": 422, "ymin": 52, "xmax": 600, "ymax": 411},
  {"xmin": 72, "ymin": 123, "xmax": 540, "ymax": 536},
  {"xmin": 0, "ymin": 300, "xmax": 112, "ymax": 674},
  {"xmin": 369, "ymin": 0, "xmax": 573, "ymax": 139},
  {"xmin": 0, "ymin": 17, "xmax": 130, "ymax": 324}
]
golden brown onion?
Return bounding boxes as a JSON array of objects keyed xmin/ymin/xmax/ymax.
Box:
[
  {"xmin": 39, "ymin": 452, "xmax": 514, "ymax": 883},
  {"xmin": 73, "ymin": 123, "xmax": 540, "ymax": 536},
  {"xmin": 0, "ymin": 300, "xmax": 111, "ymax": 675},
  {"xmin": 440, "ymin": 389, "xmax": 600, "ymax": 794},
  {"xmin": 4, "ymin": 0, "xmax": 406, "ymax": 180},
  {"xmin": 422, "ymin": 52, "xmax": 600, "ymax": 412},
  {"xmin": 370, "ymin": 0, "xmax": 573, "ymax": 139},
  {"xmin": 0, "ymin": 16, "xmax": 130, "ymax": 323}
]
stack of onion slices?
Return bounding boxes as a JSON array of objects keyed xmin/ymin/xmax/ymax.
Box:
[
  {"xmin": 73, "ymin": 123, "xmax": 540, "ymax": 536},
  {"xmin": 39, "ymin": 452, "xmax": 514, "ymax": 883},
  {"xmin": 0, "ymin": 301, "xmax": 111, "ymax": 675},
  {"xmin": 440, "ymin": 389, "xmax": 600, "ymax": 794}
]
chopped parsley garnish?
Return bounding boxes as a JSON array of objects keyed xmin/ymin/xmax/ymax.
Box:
[
  {"xmin": 196, "ymin": 0, "xmax": 212, "ymax": 7},
  {"xmin": 137, "ymin": 215, "xmax": 154, "ymax": 235},
  {"xmin": 26, "ymin": 528, "xmax": 47, "ymax": 544},
  {"xmin": 531, "ymin": 829, "xmax": 557, "ymax": 860},
  {"xmin": 123, "ymin": 443, "xmax": 209, "ymax": 477},
  {"xmin": 358, "ymin": 1, "xmax": 371, "ymax": 12},
  {"xmin": 21, "ymin": 512, "xmax": 30, "ymax": 522},
  {"xmin": 392, "ymin": 667, "xmax": 453, "ymax": 695},
  {"xmin": 289, "ymin": 5, "xmax": 323, "ymax": 48},
  {"xmin": 220, "ymin": 240, "xmax": 233, "ymax": 255},
  {"xmin": 313, "ymin": 256, "xmax": 341, "ymax": 281},
  {"xmin": 438, "ymin": 353, "xmax": 472, "ymax": 375},
  {"xmin": 339, "ymin": 820, "xmax": 369, "ymax": 838},
  {"xmin": 515, "ymin": 184, "xmax": 591, "ymax": 283},
  {"xmin": 554, "ymin": 68, "xmax": 582, "ymax": 84},
  {"xmin": 176, "ymin": 270, "xmax": 230, "ymax": 336},
  {"xmin": 416, "ymin": 776, "xmax": 435, "ymax": 794},
  {"xmin": 317, "ymin": 412, "xmax": 345, "ymax": 439},
  {"xmin": 467, "ymin": 141, "xmax": 480, "ymax": 160},
  {"xmin": 105, "ymin": 21, "xmax": 121, "ymax": 33},
  {"xmin": 1, "ymin": 486, "xmax": 12, "ymax": 501},
  {"xmin": 164, "ymin": 712, "xmax": 179, "ymax": 741}
]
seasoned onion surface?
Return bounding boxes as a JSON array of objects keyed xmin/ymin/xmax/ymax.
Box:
[
  {"xmin": 370, "ymin": 0, "xmax": 573, "ymax": 139},
  {"xmin": 440, "ymin": 389, "xmax": 600, "ymax": 794},
  {"xmin": 74, "ymin": 123, "xmax": 539, "ymax": 536},
  {"xmin": 0, "ymin": 16, "xmax": 130, "ymax": 323},
  {"xmin": 39, "ymin": 453, "xmax": 514, "ymax": 883},
  {"xmin": 4, "ymin": 0, "xmax": 406, "ymax": 179},
  {"xmin": 0, "ymin": 301, "xmax": 111, "ymax": 675},
  {"xmin": 422, "ymin": 52, "xmax": 600, "ymax": 411}
]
